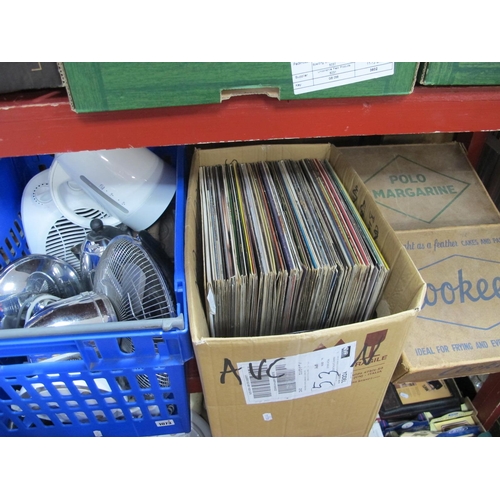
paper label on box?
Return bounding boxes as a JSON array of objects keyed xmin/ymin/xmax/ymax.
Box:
[
  {"xmin": 237, "ymin": 342, "xmax": 356, "ymax": 404},
  {"xmin": 291, "ymin": 63, "xmax": 394, "ymax": 95}
]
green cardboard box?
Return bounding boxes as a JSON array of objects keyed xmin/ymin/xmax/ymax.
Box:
[
  {"xmin": 419, "ymin": 62, "xmax": 500, "ymax": 86},
  {"xmin": 61, "ymin": 62, "xmax": 419, "ymax": 113}
]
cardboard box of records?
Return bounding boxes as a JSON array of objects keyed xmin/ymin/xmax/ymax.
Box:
[
  {"xmin": 340, "ymin": 142, "xmax": 500, "ymax": 383},
  {"xmin": 185, "ymin": 143, "xmax": 425, "ymax": 436}
]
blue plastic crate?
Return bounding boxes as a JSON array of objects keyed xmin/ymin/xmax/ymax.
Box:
[
  {"xmin": 0, "ymin": 146, "xmax": 193, "ymax": 437},
  {"xmin": 0, "ymin": 155, "xmax": 53, "ymax": 272}
]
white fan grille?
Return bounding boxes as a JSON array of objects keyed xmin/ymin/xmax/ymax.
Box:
[{"xmin": 45, "ymin": 208, "xmax": 108, "ymax": 271}]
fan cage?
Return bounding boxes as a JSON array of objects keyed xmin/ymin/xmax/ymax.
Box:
[{"xmin": 94, "ymin": 235, "xmax": 177, "ymax": 322}]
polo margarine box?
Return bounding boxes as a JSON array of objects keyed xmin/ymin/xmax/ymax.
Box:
[
  {"xmin": 340, "ymin": 142, "xmax": 500, "ymax": 231},
  {"xmin": 340, "ymin": 142, "xmax": 500, "ymax": 382}
]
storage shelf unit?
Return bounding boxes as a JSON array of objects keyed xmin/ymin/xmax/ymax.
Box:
[
  {"xmin": 2, "ymin": 84, "xmax": 500, "ymax": 414},
  {"xmin": 2, "ymin": 86, "xmax": 500, "ymax": 158}
]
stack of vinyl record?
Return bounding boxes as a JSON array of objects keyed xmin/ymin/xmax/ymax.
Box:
[{"xmin": 199, "ymin": 157, "xmax": 390, "ymax": 338}]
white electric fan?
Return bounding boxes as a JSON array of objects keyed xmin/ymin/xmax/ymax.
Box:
[
  {"xmin": 21, "ymin": 169, "xmax": 109, "ymax": 271},
  {"xmin": 49, "ymin": 157, "xmax": 122, "ymax": 229},
  {"xmin": 52, "ymin": 148, "xmax": 177, "ymax": 231}
]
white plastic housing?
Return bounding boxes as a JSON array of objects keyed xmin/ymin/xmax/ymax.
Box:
[{"xmin": 54, "ymin": 148, "xmax": 177, "ymax": 231}]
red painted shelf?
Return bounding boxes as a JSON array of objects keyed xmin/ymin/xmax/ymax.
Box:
[{"xmin": 1, "ymin": 86, "xmax": 500, "ymax": 158}]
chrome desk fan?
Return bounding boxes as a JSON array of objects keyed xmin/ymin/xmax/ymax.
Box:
[
  {"xmin": 93, "ymin": 233, "xmax": 176, "ymax": 322},
  {"xmin": 93, "ymin": 233, "xmax": 176, "ymax": 390}
]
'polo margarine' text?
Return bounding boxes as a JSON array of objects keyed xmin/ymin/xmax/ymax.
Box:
[{"xmin": 372, "ymin": 173, "xmax": 458, "ymax": 199}]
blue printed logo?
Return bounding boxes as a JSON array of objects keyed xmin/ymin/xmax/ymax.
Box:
[
  {"xmin": 419, "ymin": 255, "xmax": 500, "ymax": 330},
  {"xmin": 363, "ymin": 155, "xmax": 470, "ymax": 224}
]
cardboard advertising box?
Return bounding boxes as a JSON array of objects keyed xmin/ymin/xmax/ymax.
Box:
[
  {"xmin": 185, "ymin": 143, "xmax": 426, "ymax": 436},
  {"xmin": 393, "ymin": 224, "xmax": 500, "ymax": 382},
  {"xmin": 419, "ymin": 62, "xmax": 500, "ymax": 86},
  {"xmin": 340, "ymin": 142, "xmax": 500, "ymax": 383},
  {"xmin": 61, "ymin": 62, "xmax": 419, "ymax": 113}
]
